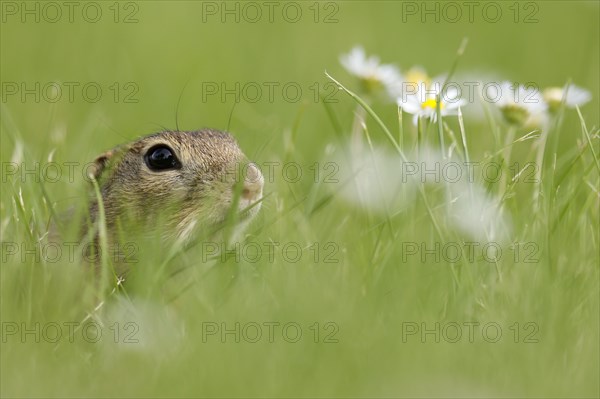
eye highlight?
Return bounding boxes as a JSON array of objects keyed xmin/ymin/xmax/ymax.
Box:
[{"xmin": 144, "ymin": 145, "xmax": 181, "ymax": 171}]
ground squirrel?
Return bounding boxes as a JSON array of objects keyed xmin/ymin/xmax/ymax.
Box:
[{"xmin": 84, "ymin": 129, "xmax": 264, "ymax": 260}]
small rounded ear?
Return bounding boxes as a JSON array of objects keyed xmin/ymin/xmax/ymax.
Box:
[
  {"xmin": 89, "ymin": 149, "xmax": 117, "ymax": 181},
  {"xmin": 88, "ymin": 146, "xmax": 127, "ymax": 180}
]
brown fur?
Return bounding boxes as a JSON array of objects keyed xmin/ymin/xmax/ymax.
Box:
[{"xmin": 88, "ymin": 129, "xmax": 263, "ymax": 245}]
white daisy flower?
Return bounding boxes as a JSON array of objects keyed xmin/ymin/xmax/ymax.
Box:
[
  {"xmin": 339, "ymin": 46, "xmax": 402, "ymax": 94},
  {"xmin": 397, "ymin": 79, "xmax": 466, "ymax": 125},
  {"xmin": 543, "ymin": 84, "xmax": 592, "ymax": 113},
  {"xmin": 490, "ymin": 81, "xmax": 548, "ymax": 126}
]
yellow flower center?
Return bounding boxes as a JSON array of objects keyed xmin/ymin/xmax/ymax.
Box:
[
  {"xmin": 421, "ymin": 98, "xmax": 444, "ymax": 110},
  {"xmin": 406, "ymin": 68, "xmax": 431, "ymax": 87},
  {"xmin": 500, "ymin": 105, "xmax": 529, "ymax": 126},
  {"xmin": 543, "ymin": 87, "xmax": 563, "ymax": 114},
  {"xmin": 360, "ymin": 76, "xmax": 384, "ymax": 94}
]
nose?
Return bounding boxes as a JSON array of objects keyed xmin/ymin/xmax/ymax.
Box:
[{"xmin": 241, "ymin": 163, "xmax": 264, "ymax": 202}]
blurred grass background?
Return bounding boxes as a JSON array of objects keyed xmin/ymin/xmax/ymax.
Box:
[{"xmin": 1, "ymin": 1, "xmax": 599, "ymax": 397}]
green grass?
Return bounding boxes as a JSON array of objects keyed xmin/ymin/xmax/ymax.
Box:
[{"xmin": 1, "ymin": 1, "xmax": 599, "ymax": 397}]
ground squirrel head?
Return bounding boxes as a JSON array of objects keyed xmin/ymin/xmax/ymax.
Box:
[{"xmin": 88, "ymin": 129, "xmax": 264, "ymax": 242}]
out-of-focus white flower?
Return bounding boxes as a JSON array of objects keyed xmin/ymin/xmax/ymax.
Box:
[
  {"xmin": 397, "ymin": 80, "xmax": 466, "ymax": 125},
  {"xmin": 543, "ymin": 84, "xmax": 592, "ymax": 113},
  {"xmin": 339, "ymin": 46, "xmax": 402, "ymax": 94},
  {"xmin": 448, "ymin": 181, "xmax": 512, "ymax": 243},
  {"xmin": 329, "ymin": 142, "xmax": 417, "ymax": 213},
  {"xmin": 102, "ymin": 297, "xmax": 185, "ymax": 356},
  {"xmin": 491, "ymin": 81, "xmax": 547, "ymax": 126},
  {"xmin": 329, "ymin": 143, "xmax": 512, "ymax": 243}
]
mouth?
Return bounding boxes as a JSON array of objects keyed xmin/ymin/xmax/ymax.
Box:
[
  {"xmin": 238, "ymin": 197, "xmax": 263, "ymax": 220},
  {"xmin": 212, "ymin": 195, "xmax": 264, "ymax": 226}
]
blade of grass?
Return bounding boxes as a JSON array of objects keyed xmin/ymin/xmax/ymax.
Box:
[
  {"xmin": 326, "ymin": 72, "xmax": 457, "ymax": 285},
  {"xmin": 90, "ymin": 176, "xmax": 117, "ymax": 296},
  {"xmin": 325, "ymin": 72, "xmax": 406, "ymax": 161},
  {"xmin": 576, "ymin": 106, "xmax": 600, "ymax": 173},
  {"xmin": 363, "ymin": 122, "xmax": 395, "ymax": 239}
]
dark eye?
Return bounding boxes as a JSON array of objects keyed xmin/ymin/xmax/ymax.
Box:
[{"xmin": 144, "ymin": 145, "xmax": 181, "ymax": 171}]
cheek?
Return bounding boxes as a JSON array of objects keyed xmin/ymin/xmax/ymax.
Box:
[
  {"xmin": 221, "ymin": 187, "xmax": 234, "ymax": 204},
  {"xmin": 205, "ymin": 180, "xmax": 234, "ymax": 204},
  {"xmin": 137, "ymin": 173, "xmax": 188, "ymax": 201}
]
